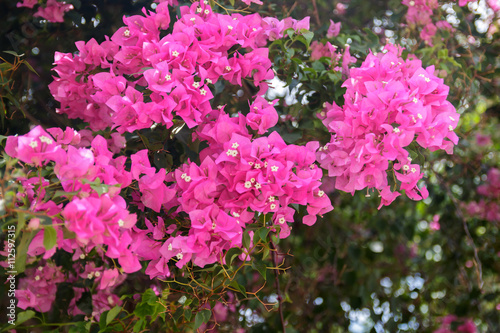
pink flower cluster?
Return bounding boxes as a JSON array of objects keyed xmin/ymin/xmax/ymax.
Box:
[
  {"xmin": 16, "ymin": 260, "xmax": 124, "ymax": 320},
  {"xmin": 49, "ymin": 1, "xmax": 308, "ymax": 133},
  {"xmin": 143, "ymin": 113, "xmax": 333, "ymax": 276},
  {"xmin": 317, "ymin": 45, "xmax": 460, "ymax": 208},
  {"xmin": 4, "ymin": 0, "xmax": 334, "ymax": 316},
  {"xmin": 17, "ymin": 0, "xmax": 74, "ymax": 23},
  {"xmin": 5, "ymin": 125, "xmax": 141, "ymax": 316},
  {"xmin": 463, "ymin": 168, "xmax": 500, "ymax": 222},
  {"xmin": 401, "ymin": 0, "xmax": 500, "ymax": 44},
  {"xmin": 433, "ymin": 315, "xmax": 477, "ymax": 333},
  {"xmin": 401, "ymin": 0, "xmax": 465, "ymax": 44}
]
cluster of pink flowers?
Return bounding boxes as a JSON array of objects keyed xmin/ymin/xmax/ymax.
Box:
[
  {"xmin": 3, "ymin": 0, "xmax": 463, "ymax": 324},
  {"xmin": 401, "ymin": 0, "xmax": 477, "ymax": 44},
  {"xmin": 49, "ymin": 1, "xmax": 308, "ymax": 133},
  {"xmin": 143, "ymin": 113, "xmax": 333, "ymax": 277},
  {"xmin": 4, "ymin": 0, "xmax": 334, "ymax": 317},
  {"xmin": 17, "ymin": 0, "xmax": 74, "ymax": 23},
  {"xmin": 433, "ymin": 315, "xmax": 477, "ymax": 333},
  {"xmin": 402, "ymin": 0, "xmax": 500, "ymax": 43},
  {"xmin": 4, "ymin": 126, "xmax": 138, "ymax": 318},
  {"xmin": 317, "ymin": 44, "xmax": 460, "ymax": 208},
  {"xmin": 463, "ymin": 168, "xmax": 500, "ymax": 222}
]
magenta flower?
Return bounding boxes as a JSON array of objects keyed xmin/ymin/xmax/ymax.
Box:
[
  {"xmin": 5, "ymin": 125, "xmax": 64, "ymax": 166},
  {"xmin": 327, "ymin": 20, "xmax": 342, "ymax": 38},
  {"xmin": 34, "ymin": 0, "xmax": 74, "ymax": 23}
]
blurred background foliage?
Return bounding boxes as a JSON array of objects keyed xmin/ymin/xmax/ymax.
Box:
[{"xmin": 1, "ymin": 0, "xmax": 499, "ymax": 332}]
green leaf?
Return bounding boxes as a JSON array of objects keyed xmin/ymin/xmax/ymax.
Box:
[
  {"xmin": 68, "ymin": 322, "xmax": 91, "ymax": 333},
  {"xmin": 281, "ymin": 131, "xmax": 302, "ymax": 144},
  {"xmin": 193, "ymin": 309, "xmax": 212, "ymax": 330},
  {"xmin": 133, "ymin": 318, "xmax": 144, "ymax": 333},
  {"xmin": 22, "ymin": 60, "xmax": 39, "ymax": 76},
  {"xmin": 225, "ymin": 247, "xmax": 242, "ymax": 266},
  {"xmin": 262, "ymin": 246, "xmax": 270, "ymax": 260},
  {"xmin": 142, "ymin": 289, "xmax": 159, "ymax": 306},
  {"xmin": 15, "ymin": 230, "xmax": 36, "ymax": 274},
  {"xmin": 43, "ymin": 226, "xmax": 57, "ymax": 251},
  {"xmin": 300, "ymin": 29, "xmax": 314, "ymax": 47},
  {"xmin": 259, "ymin": 228, "xmax": 270, "ymax": 243},
  {"xmin": 62, "ymin": 228, "xmax": 76, "ymax": 239},
  {"xmin": 242, "ymin": 230, "xmax": 251, "ymax": 250},
  {"xmin": 16, "ymin": 211, "xmax": 26, "ymax": 238},
  {"xmin": 106, "ymin": 306, "xmax": 122, "ymax": 326},
  {"xmin": 229, "ymin": 0, "xmax": 235, "ymax": 6},
  {"xmin": 285, "ymin": 28, "xmax": 295, "ymax": 38},
  {"xmin": 53, "ymin": 190, "xmax": 79, "ymax": 199},
  {"xmin": 134, "ymin": 302, "xmax": 154, "ymax": 320},
  {"xmin": 230, "ymin": 279, "xmax": 247, "ymax": 297},
  {"xmin": 3, "ymin": 50, "xmax": 24, "ymax": 57},
  {"xmin": 252, "ymin": 260, "xmax": 267, "ymax": 280},
  {"xmin": 183, "ymin": 308, "xmax": 192, "ymax": 321},
  {"xmin": 16, "ymin": 310, "xmax": 35, "ymax": 325}
]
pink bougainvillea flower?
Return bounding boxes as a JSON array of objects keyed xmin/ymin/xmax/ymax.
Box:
[
  {"xmin": 16, "ymin": 0, "xmax": 37, "ymax": 8},
  {"xmin": 34, "ymin": 0, "xmax": 74, "ymax": 23},
  {"xmin": 327, "ymin": 19, "xmax": 341, "ymax": 38},
  {"xmin": 5, "ymin": 125, "xmax": 64, "ymax": 166}
]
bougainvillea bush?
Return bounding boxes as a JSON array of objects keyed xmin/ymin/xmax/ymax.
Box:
[{"xmin": 1, "ymin": 0, "xmax": 499, "ymax": 332}]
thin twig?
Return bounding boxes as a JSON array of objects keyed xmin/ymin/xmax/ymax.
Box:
[
  {"xmin": 311, "ymin": 0, "xmax": 321, "ymax": 27},
  {"xmin": 285, "ymin": 1, "xmax": 298, "ymax": 17},
  {"xmin": 270, "ymin": 241, "xmax": 286, "ymax": 333}
]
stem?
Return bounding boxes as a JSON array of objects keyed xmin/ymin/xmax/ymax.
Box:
[
  {"xmin": 270, "ymin": 241, "xmax": 286, "ymax": 333},
  {"xmin": 311, "ymin": 0, "xmax": 321, "ymax": 27}
]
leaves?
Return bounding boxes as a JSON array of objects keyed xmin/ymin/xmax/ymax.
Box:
[
  {"xmin": 43, "ymin": 225, "xmax": 57, "ymax": 251},
  {"xmin": 193, "ymin": 309, "xmax": 211, "ymax": 330},
  {"xmin": 106, "ymin": 306, "xmax": 122, "ymax": 326}
]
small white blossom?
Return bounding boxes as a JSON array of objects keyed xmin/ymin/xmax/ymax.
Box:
[{"xmin": 39, "ymin": 136, "xmax": 53, "ymax": 144}]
